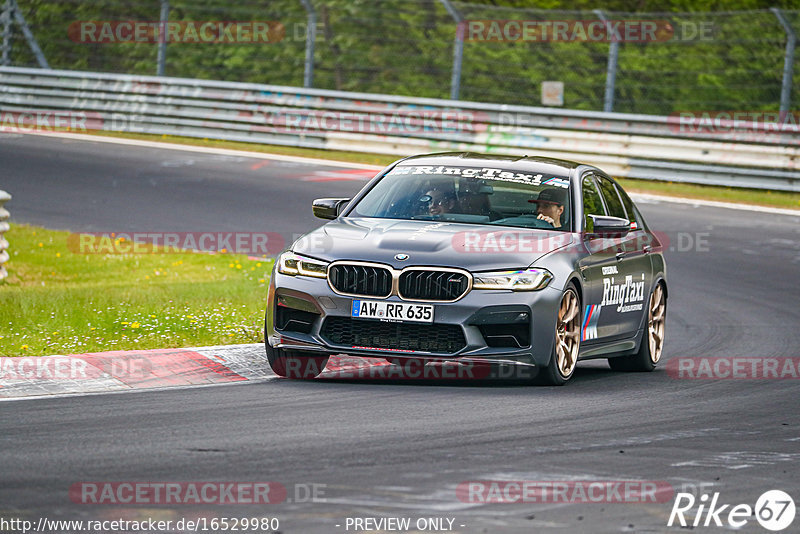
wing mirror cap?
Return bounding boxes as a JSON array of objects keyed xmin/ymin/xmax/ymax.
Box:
[
  {"xmin": 312, "ymin": 198, "xmax": 351, "ymax": 220},
  {"xmin": 588, "ymin": 215, "xmax": 631, "ymax": 237}
]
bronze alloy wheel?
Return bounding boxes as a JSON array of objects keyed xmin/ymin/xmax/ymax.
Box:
[
  {"xmin": 648, "ymin": 283, "xmax": 666, "ymax": 364},
  {"xmin": 555, "ymin": 287, "xmax": 581, "ymax": 378}
]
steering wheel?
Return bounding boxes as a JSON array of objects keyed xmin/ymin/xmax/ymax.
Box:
[{"xmin": 496, "ymin": 215, "xmax": 556, "ymax": 229}]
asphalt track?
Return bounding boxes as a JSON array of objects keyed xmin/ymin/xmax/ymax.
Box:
[{"xmin": 2, "ymin": 133, "xmax": 800, "ymax": 533}]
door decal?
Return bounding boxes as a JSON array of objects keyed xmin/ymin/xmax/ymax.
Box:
[{"xmin": 582, "ymin": 304, "xmax": 602, "ymax": 341}]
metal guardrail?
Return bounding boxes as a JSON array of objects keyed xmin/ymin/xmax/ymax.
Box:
[
  {"xmin": 0, "ymin": 190, "xmax": 10, "ymax": 282},
  {"xmin": 1, "ymin": 66, "xmax": 799, "ymax": 191}
]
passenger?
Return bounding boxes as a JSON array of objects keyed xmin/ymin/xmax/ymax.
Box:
[
  {"xmin": 424, "ymin": 188, "xmax": 457, "ymax": 216},
  {"xmin": 529, "ymin": 188, "xmax": 566, "ymax": 228}
]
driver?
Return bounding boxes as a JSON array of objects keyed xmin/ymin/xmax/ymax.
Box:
[{"xmin": 529, "ymin": 188, "xmax": 566, "ymax": 228}]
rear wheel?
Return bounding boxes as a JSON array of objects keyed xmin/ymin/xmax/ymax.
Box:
[
  {"xmin": 608, "ymin": 283, "xmax": 666, "ymax": 372},
  {"xmin": 266, "ymin": 345, "xmax": 328, "ymax": 379},
  {"xmin": 536, "ymin": 285, "xmax": 581, "ymax": 386}
]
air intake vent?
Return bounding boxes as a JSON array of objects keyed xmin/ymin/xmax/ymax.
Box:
[
  {"xmin": 275, "ymin": 307, "xmax": 318, "ymax": 334},
  {"xmin": 321, "ymin": 317, "xmax": 467, "ymax": 354},
  {"xmin": 478, "ymin": 323, "xmax": 531, "ymax": 348}
]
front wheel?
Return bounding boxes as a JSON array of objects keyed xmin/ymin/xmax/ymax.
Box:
[
  {"xmin": 536, "ymin": 285, "xmax": 581, "ymax": 386},
  {"xmin": 608, "ymin": 283, "xmax": 666, "ymax": 372},
  {"xmin": 266, "ymin": 345, "xmax": 328, "ymax": 379}
]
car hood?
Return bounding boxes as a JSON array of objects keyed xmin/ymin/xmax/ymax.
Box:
[{"xmin": 292, "ymin": 217, "xmax": 575, "ymax": 271}]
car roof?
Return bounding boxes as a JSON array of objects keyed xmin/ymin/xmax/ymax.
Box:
[{"xmin": 396, "ymin": 152, "xmax": 584, "ymax": 176}]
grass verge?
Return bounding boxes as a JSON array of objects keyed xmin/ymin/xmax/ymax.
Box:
[
  {"xmin": 0, "ymin": 224, "xmax": 272, "ymax": 357},
  {"xmin": 88, "ymin": 131, "xmax": 800, "ymax": 211}
]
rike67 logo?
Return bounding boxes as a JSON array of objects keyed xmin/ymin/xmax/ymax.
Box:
[{"xmin": 668, "ymin": 489, "xmax": 795, "ymax": 531}]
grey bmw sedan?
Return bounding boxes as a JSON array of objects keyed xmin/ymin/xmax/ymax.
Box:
[{"xmin": 265, "ymin": 152, "xmax": 667, "ymax": 385}]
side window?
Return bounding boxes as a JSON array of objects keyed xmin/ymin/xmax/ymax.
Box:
[
  {"xmin": 582, "ymin": 174, "xmax": 606, "ymax": 232},
  {"xmin": 616, "ymin": 184, "xmax": 643, "ymax": 228},
  {"xmin": 596, "ymin": 176, "xmax": 626, "ymax": 220}
]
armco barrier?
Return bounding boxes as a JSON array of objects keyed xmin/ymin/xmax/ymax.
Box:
[
  {"xmin": 1, "ymin": 66, "xmax": 798, "ymax": 191},
  {"xmin": 0, "ymin": 190, "xmax": 10, "ymax": 282}
]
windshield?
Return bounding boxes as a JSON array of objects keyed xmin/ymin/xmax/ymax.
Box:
[{"xmin": 348, "ymin": 164, "xmax": 572, "ymax": 231}]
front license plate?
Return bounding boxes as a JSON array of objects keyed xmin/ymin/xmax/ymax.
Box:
[{"xmin": 351, "ymin": 300, "xmax": 434, "ymax": 323}]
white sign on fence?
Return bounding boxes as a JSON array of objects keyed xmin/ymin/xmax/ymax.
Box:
[{"xmin": 541, "ymin": 81, "xmax": 564, "ymax": 106}]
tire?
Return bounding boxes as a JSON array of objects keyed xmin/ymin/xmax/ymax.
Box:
[
  {"xmin": 608, "ymin": 282, "xmax": 666, "ymax": 372},
  {"xmin": 536, "ymin": 284, "xmax": 581, "ymax": 386},
  {"xmin": 266, "ymin": 344, "xmax": 328, "ymax": 379}
]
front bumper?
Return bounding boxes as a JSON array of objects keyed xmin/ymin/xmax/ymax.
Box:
[{"xmin": 266, "ymin": 268, "xmax": 563, "ymax": 368}]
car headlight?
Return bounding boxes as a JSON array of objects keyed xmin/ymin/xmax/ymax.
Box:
[
  {"xmin": 472, "ymin": 268, "xmax": 552, "ymax": 291},
  {"xmin": 277, "ymin": 251, "xmax": 328, "ymax": 278}
]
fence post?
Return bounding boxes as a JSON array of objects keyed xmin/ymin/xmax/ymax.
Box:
[
  {"xmin": 156, "ymin": 0, "xmax": 169, "ymax": 76},
  {"xmin": 1, "ymin": 0, "xmax": 12, "ymax": 66},
  {"xmin": 299, "ymin": 0, "xmax": 316, "ymax": 88},
  {"xmin": 594, "ymin": 9, "xmax": 618, "ymax": 113},
  {"xmin": 0, "ymin": 190, "xmax": 10, "ymax": 282},
  {"xmin": 10, "ymin": 0, "xmax": 48, "ymax": 68},
  {"xmin": 438, "ymin": 0, "xmax": 463, "ymax": 100},
  {"xmin": 771, "ymin": 7, "xmax": 796, "ymax": 115}
]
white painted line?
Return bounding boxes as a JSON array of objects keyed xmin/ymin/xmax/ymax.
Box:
[
  {"xmin": 22, "ymin": 131, "xmax": 385, "ymax": 170},
  {"xmin": 20, "ymin": 131, "xmax": 800, "ymax": 216},
  {"xmin": 0, "ymin": 377, "xmax": 276, "ymax": 403},
  {"xmin": 630, "ymin": 192, "xmax": 800, "ymax": 217}
]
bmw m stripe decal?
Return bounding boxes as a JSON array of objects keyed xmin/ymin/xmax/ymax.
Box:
[
  {"xmin": 542, "ymin": 177, "xmax": 570, "ymax": 188},
  {"xmin": 582, "ymin": 305, "xmax": 601, "ymax": 341}
]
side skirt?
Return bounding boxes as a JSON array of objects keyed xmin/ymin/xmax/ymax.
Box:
[{"xmin": 578, "ymin": 333, "xmax": 641, "ymax": 360}]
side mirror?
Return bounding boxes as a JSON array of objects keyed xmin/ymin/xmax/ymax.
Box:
[
  {"xmin": 312, "ymin": 198, "xmax": 351, "ymax": 220},
  {"xmin": 588, "ymin": 215, "xmax": 630, "ymax": 237}
]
